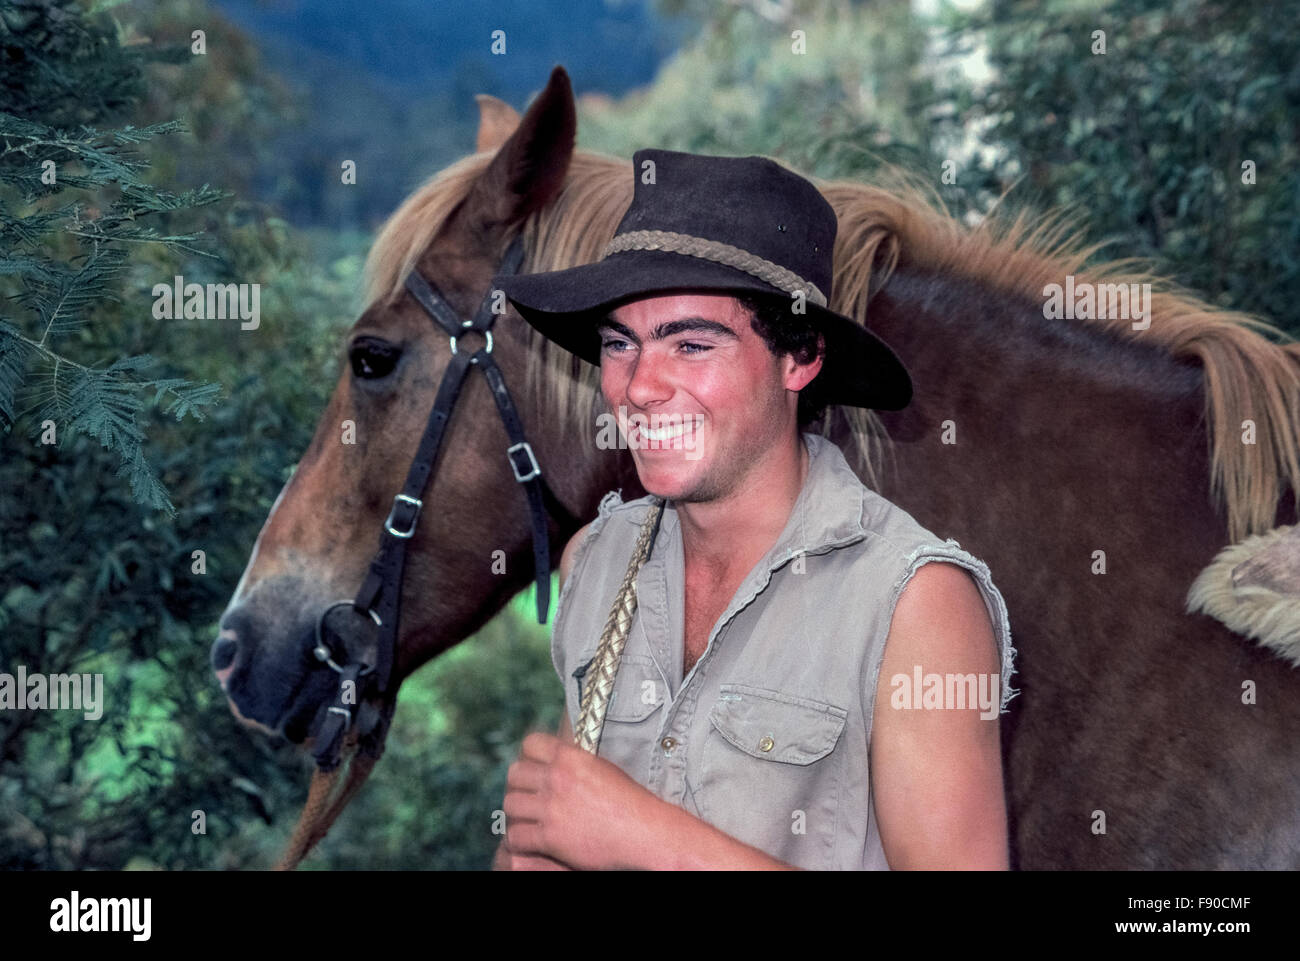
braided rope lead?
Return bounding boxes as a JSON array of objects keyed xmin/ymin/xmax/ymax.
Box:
[
  {"xmin": 573, "ymin": 498, "xmax": 666, "ymax": 754},
  {"xmin": 602, "ymin": 229, "xmax": 828, "ymax": 308}
]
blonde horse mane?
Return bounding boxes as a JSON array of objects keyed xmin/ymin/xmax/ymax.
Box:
[{"xmin": 363, "ymin": 148, "xmax": 1300, "ymax": 542}]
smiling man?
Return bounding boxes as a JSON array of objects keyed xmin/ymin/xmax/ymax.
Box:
[{"xmin": 492, "ymin": 148, "xmax": 1017, "ymax": 870}]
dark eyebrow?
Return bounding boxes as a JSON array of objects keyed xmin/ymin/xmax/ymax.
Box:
[{"xmin": 595, "ymin": 316, "xmax": 740, "ymax": 344}]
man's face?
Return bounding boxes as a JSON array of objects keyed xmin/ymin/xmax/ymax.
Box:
[{"xmin": 596, "ymin": 293, "xmax": 822, "ymax": 503}]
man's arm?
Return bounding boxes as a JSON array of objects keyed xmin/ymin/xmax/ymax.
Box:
[{"xmin": 869, "ymin": 561, "xmax": 1010, "ymax": 869}]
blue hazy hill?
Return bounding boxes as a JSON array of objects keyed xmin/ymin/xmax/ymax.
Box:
[
  {"xmin": 213, "ymin": 0, "xmax": 686, "ymax": 103},
  {"xmin": 206, "ymin": 0, "xmax": 687, "ymax": 228}
]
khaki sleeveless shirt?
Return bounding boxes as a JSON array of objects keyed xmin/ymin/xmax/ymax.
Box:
[{"xmin": 551, "ymin": 431, "xmax": 1017, "ymax": 870}]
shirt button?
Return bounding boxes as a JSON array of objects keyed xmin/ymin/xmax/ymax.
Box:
[
  {"xmin": 660, "ymin": 736, "xmax": 677, "ymax": 754},
  {"xmin": 758, "ymin": 735, "xmax": 775, "ymax": 752}
]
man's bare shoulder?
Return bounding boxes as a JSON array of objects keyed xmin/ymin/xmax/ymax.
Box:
[
  {"xmin": 890, "ymin": 561, "xmax": 994, "ymax": 647},
  {"xmin": 874, "ymin": 560, "xmax": 1000, "ymax": 713}
]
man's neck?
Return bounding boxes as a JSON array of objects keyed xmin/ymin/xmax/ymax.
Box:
[{"xmin": 674, "ymin": 430, "xmax": 810, "ymax": 584}]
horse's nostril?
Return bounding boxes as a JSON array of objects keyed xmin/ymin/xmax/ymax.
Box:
[{"xmin": 211, "ymin": 636, "xmax": 238, "ymax": 671}]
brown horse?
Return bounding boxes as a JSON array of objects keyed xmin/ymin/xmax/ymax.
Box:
[{"xmin": 216, "ymin": 66, "xmax": 1300, "ymax": 869}]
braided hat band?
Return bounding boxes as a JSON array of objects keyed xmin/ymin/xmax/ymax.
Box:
[{"xmin": 602, "ymin": 229, "xmax": 828, "ymax": 308}]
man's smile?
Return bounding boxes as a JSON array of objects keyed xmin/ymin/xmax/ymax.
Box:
[{"xmin": 621, "ymin": 409, "xmax": 706, "ymax": 452}]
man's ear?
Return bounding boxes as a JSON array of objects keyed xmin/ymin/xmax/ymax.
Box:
[{"xmin": 784, "ymin": 332, "xmax": 825, "ymax": 391}]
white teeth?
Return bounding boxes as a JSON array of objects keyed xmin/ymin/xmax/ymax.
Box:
[{"xmin": 642, "ymin": 423, "xmax": 691, "ymax": 441}]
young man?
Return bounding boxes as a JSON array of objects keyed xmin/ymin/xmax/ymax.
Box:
[{"xmin": 491, "ymin": 149, "xmax": 1016, "ymax": 870}]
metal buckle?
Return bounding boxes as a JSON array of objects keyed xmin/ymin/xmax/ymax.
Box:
[
  {"xmin": 384, "ymin": 493, "xmax": 422, "ymax": 538},
  {"xmin": 449, "ymin": 329, "xmax": 493, "ymax": 356},
  {"xmin": 507, "ymin": 441, "xmax": 541, "ymax": 482}
]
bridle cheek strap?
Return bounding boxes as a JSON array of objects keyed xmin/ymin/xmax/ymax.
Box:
[{"xmin": 310, "ymin": 234, "xmax": 577, "ymax": 771}]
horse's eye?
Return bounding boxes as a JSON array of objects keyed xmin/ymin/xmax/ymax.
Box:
[{"xmin": 349, "ymin": 338, "xmax": 401, "ymax": 379}]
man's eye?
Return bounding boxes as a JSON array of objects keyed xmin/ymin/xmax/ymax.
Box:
[
  {"xmin": 679, "ymin": 342, "xmax": 713, "ymax": 354},
  {"xmin": 349, "ymin": 338, "xmax": 401, "ymax": 379},
  {"xmin": 601, "ymin": 338, "xmax": 632, "ymax": 353}
]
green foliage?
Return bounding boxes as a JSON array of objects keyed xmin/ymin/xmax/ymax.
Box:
[
  {"xmin": 0, "ymin": 27, "xmax": 227, "ymax": 513},
  {"xmin": 0, "ymin": 208, "xmax": 374, "ymax": 869},
  {"xmin": 586, "ymin": 0, "xmax": 935, "ymax": 183},
  {"xmin": 0, "ymin": 0, "xmax": 311, "ymax": 868},
  {"xmin": 0, "ymin": 0, "xmax": 149, "ymax": 129},
  {"xmin": 937, "ymin": 0, "xmax": 1300, "ymax": 330}
]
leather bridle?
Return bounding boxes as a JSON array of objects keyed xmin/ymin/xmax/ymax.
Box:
[{"xmin": 308, "ymin": 235, "xmax": 579, "ymax": 770}]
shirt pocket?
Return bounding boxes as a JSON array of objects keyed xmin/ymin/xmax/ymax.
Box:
[
  {"xmin": 695, "ymin": 683, "xmax": 848, "ymax": 866},
  {"xmin": 569, "ymin": 652, "xmax": 665, "ymax": 782}
]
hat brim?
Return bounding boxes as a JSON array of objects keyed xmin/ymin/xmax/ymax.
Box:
[{"xmin": 495, "ymin": 249, "xmax": 912, "ymax": 411}]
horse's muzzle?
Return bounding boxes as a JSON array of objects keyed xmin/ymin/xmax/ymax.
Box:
[{"xmin": 213, "ymin": 605, "xmax": 343, "ymax": 744}]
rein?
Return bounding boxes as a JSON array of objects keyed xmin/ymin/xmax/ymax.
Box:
[{"xmin": 277, "ymin": 234, "xmax": 580, "ymax": 869}]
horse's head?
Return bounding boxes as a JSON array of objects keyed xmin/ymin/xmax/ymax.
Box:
[{"xmin": 212, "ymin": 66, "xmax": 607, "ymax": 751}]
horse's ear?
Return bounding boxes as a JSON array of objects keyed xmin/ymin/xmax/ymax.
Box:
[
  {"xmin": 475, "ymin": 94, "xmax": 521, "ymax": 153},
  {"xmin": 466, "ymin": 65, "xmax": 576, "ymax": 230}
]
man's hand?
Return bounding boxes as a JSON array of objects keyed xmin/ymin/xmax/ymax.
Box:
[
  {"xmin": 492, "ymin": 835, "xmax": 571, "ymax": 871},
  {"xmin": 502, "ymin": 731, "xmax": 662, "ymax": 870},
  {"xmin": 500, "ymin": 730, "xmax": 796, "ymax": 870},
  {"xmin": 493, "ymin": 716, "xmax": 577, "ymax": 870}
]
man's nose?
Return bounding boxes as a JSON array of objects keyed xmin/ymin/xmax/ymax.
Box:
[{"xmin": 625, "ymin": 349, "xmax": 673, "ymax": 408}]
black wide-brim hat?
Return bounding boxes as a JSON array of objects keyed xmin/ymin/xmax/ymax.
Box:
[{"xmin": 495, "ymin": 148, "xmax": 912, "ymax": 411}]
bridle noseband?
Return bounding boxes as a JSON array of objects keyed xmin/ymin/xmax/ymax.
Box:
[{"xmin": 309, "ymin": 235, "xmax": 578, "ymax": 769}]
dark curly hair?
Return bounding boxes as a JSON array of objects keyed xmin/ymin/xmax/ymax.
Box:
[{"xmin": 734, "ymin": 293, "xmax": 828, "ymax": 428}]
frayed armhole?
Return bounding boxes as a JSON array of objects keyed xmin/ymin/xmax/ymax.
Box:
[{"xmin": 879, "ymin": 541, "xmax": 1020, "ymax": 715}]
